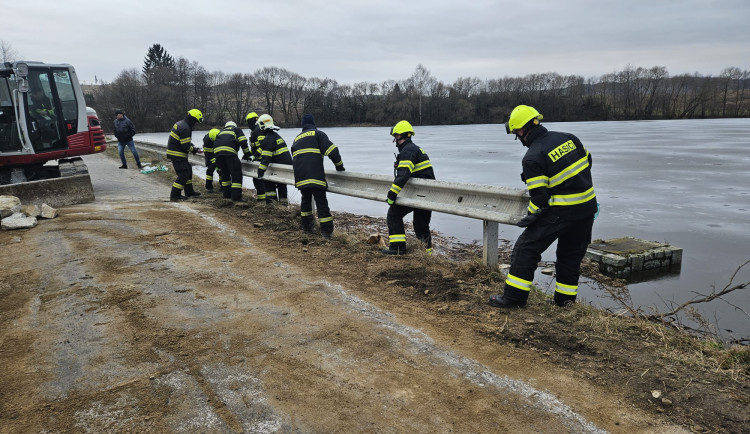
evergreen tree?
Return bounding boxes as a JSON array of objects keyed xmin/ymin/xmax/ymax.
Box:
[{"xmin": 142, "ymin": 43, "xmax": 175, "ymax": 76}]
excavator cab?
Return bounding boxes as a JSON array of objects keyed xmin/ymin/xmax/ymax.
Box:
[{"xmin": 0, "ymin": 62, "xmax": 106, "ymax": 205}]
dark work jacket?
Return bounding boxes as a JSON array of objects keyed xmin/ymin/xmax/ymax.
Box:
[
  {"xmin": 213, "ymin": 126, "xmax": 250, "ymax": 158},
  {"xmin": 166, "ymin": 117, "xmax": 196, "ymax": 160},
  {"xmin": 257, "ymin": 129, "xmax": 292, "ymax": 171},
  {"xmin": 521, "ymin": 125, "xmax": 598, "ymax": 220},
  {"xmin": 291, "ymin": 125, "xmax": 343, "ymax": 189},
  {"xmin": 114, "ymin": 116, "xmax": 136, "ymax": 143},
  {"xmin": 203, "ymin": 133, "xmax": 215, "ymax": 165},
  {"xmin": 386, "ymin": 138, "xmax": 435, "ymax": 203},
  {"xmin": 248, "ymin": 124, "xmax": 262, "ymax": 160}
]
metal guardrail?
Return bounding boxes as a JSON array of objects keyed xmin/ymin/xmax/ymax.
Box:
[{"xmin": 133, "ymin": 140, "xmax": 529, "ymax": 267}]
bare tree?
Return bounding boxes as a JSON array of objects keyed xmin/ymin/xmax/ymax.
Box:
[{"xmin": 0, "ymin": 39, "xmax": 20, "ymax": 63}]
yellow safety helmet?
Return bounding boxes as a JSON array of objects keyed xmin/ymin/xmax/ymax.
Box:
[
  {"xmin": 208, "ymin": 128, "xmax": 220, "ymax": 141},
  {"xmin": 245, "ymin": 112, "xmax": 259, "ymax": 121},
  {"xmin": 257, "ymin": 114, "xmax": 275, "ymax": 130},
  {"xmin": 390, "ymin": 120, "xmax": 415, "ymax": 137},
  {"xmin": 505, "ymin": 105, "xmax": 542, "ymax": 134},
  {"xmin": 188, "ymin": 108, "xmax": 204, "ymax": 123}
]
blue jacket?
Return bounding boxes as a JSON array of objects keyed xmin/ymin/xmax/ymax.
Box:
[{"xmin": 114, "ymin": 117, "xmax": 136, "ymax": 143}]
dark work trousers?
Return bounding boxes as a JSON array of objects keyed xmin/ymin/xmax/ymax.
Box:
[
  {"xmin": 386, "ymin": 204, "xmax": 432, "ymax": 251},
  {"xmin": 169, "ymin": 158, "xmax": 194, "ymax": 198},
  {"xmin": 503, "ymin": 212, "xmax": 595, "ymax": 304},
  {"xmin": 263, "ymin": 180, "xmax": 287, "ymax": 203},
  {"xmin": 215, "ymin": 154, "xmax": 244, "ymax": 201},
  {"xmin": 204, "ymin": 157, "xmax": 218, "ymax": 190},
  {"xmin": 252, "ymin": 177, "xmax": 266, "ymax": 202},
  {"xmin": 300, "ymin": 188, "xmax": 333, "ymax": 234}
]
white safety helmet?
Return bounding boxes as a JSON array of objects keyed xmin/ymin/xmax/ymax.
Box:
[
  {"xmin": 257, "ymin": 114, "xmax": 276, "ymax": 131},
  {"xmin": 225, "ymin": 121, "xmax": 237, "ymax": 128}
]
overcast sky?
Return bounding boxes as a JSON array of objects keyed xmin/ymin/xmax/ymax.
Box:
[{"xmin": 3, "ymin": 0, "xmax": 749, "ymax": 85}]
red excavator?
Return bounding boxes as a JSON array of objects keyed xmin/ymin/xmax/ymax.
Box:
[{"xmin": 0, "ymin": 61, "xmax": 107, "ymax": 206}]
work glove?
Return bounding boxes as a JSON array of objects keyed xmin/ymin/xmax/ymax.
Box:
[
  {"xmin": 516, "ymin": 207, "xmax": 548, "ymax": 227},
  {"xmin": 242, "ymin": 153, "xmax": 251, "ymax": 161},
  {"xmin": 516, "ymin": 213, "xmax": 540, "ymax": 228},
  {"xmin": 336, "ymin": 165, "xmax": 345, "ymax": 171},
  {"xmin": 386, "ymin": 190, "xmax": 397, "ymax": 206},
  {"xmin": 256, "ymin": 169, "xmax": 265, "ymax": 179}
]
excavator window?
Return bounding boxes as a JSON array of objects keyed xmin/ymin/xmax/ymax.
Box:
[{"xmin": 0, "ymin": 74, "xmax": 22, "ymax": 153}]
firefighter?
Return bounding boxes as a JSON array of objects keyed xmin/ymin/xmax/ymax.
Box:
[
  {"xmin": 213, "ymin": 121, "xmax": 251, "ymax": 202},
  {"xmin": 167, "ymin": 109, "xmax": 203, "ymax": 201},
  {"xmin": 245, "ymin": 112, "xmax": 266, "ymax": 203},
  {"xmin": 256, "ymin": 114, "xmax": 292, "ymax": 205},
  {"xmin": 291, "ymin": 114, "xmax": 345, "ymax": 238},
  {"xmin": 382, "ymin": 120, "xmax": 435, "ymax": 255},
  {"xmin": 202, "ymin": 128, "xmax": 220, "ymax": 192},
  {"xmin": 489, "ymin": 105, "xmax": 598, "ymax": 308}
]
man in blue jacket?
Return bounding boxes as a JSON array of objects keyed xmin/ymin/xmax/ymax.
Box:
[{"xmin": 113, "ymin": 110, "xmax": 142, "ymax": 169}]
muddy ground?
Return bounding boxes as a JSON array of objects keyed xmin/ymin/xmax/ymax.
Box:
[{"xmin": 0, "ymin": 152, "xmax": 747, "ymax": 433}]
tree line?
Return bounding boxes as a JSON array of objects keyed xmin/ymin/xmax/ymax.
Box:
[{"xmin": 86, "ymin": 44, "xmax": 750, "ymax": 133}]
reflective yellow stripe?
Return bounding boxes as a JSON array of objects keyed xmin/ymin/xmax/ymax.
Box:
[
  {"xmin": 170, "ymin": 131, "xmax": 180, "ymax": 140},
  {"xmin": 293, "ymin": 148, "xmax": 321, "ymax": 157},
  {"xmin": 389, "ymin": 234, "xmax": 406, "ymax": 243},
  {"xmin": 555, "ymin": 281, "xmax": 578, "ymax": 296},
  {"xmin": 525, "ymin": 175, "xmax": 549, "ymax": 190},
  {"xmin": 231, "ymin": 183, "xmax": 242, "ymax": 188},
  {"xmin": 390, "ymin": 184, "xmax": 402, "ymax": 195},
  {"xmin": 204, "ymin": 147, "xmax": 214, "ymax": 152},
  {"xmin": 425, "ymin": 248, "xmax": 433, "ymax": 256},
  {"xmin": 296, "ymin": 179, "xmax": 327, "ymax": 188},
  {"xmin": 167, "ymin": 150, "xmax": 188, "ymax": 158},
  {"xmin": 549, "ymin": 187, "xmax": 596, "ymax": 206},
  {"xmin": 258, "ymin": 164, "xmax": 267, "ymax": 170},
  {"xmin": 528, "ymin": 201, "xmax": 542, "ymax": 214},
  {"xmin": 301, "ymin": 211, "xmax": 313, "ymax": 217},
  {"xmin": 549, "ymin": 152, "xmax": 590, "ymax": 188},
  {"xmin": 398, "ymin": 160, "xmax": 415, "ymax": 172},
  {"xmin": 413, "ymin": 160, "xmax": 432, "ymax": 172},
  {"xmin": 273, "ymin": 146, "xmax": 289, "ymax": 155},
  {"xmin": 172, "ymin": 182, "xmax": 184, "ymax": 189},
  {"xmin": 319, "ymin": 216, "xmax": 333, "ymax": 223},
  {"xmin": 324, "ymin": 144, "xmax": 337, "ymax": 156},
  {"xmin": 261, "ymin": 150, "xmax": 273, "ymax": 157},
  {"xmin": 505, "ymin": 273, "xmax": 532, "ymax": 292},
  {"xmin": 214, "ymin": 146, "xmax": 237, "ymax": 154},
  {"xmin": 218, "ymin": 130, "xmax": 237, "ymax": 138}
]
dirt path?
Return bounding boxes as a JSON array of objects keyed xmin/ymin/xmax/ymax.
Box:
[{"xmin": 1, "ymin": 154, "xmax": 689, "ymax": 433}]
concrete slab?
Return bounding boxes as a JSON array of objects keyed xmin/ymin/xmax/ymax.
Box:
[{"xmin": 586, "ymin": 237, "xmax": 682, "ymax": 281}]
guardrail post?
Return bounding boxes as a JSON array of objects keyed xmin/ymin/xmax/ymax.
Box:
[{"xmin": 482, "ymin": 220, "xmax": 499, "ymax": 269}]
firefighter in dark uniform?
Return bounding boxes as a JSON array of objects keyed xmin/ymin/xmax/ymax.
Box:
[
  {"xmin": 489, "ymin": 105, "xmax": 598, "ymax": 308},
  {"xmin": 256, "ymin": 114, "xmax": 292, "ymax": 204},
  {"xmin": 213, "ymin": 121, "xmax": 251, "ymax": 202},
  {"xmin": 245, "ymin": 112, "xmax": 266, "ymax": 203},
  {"xmin": 291, "ymin": 114, "xmax": 345, "ymax": 238},
  {"xmin": 203, "ymin": 128, "xmax": 220, "ymax": 192},
  {"xmin": 382, "ymin": 120, "xmax": 435, "ymax": 255},
  {"xmin": 167, "ymin": 109, "xmax": 203, "ymax": 201}
]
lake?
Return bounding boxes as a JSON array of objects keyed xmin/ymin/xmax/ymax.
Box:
[{"xmin": 135, "ymin": 118, "xmax": 750, "ymax": 341}]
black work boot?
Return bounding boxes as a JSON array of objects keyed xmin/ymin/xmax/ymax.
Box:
[
  {"xmin": 551, "ymin": 293, "xmax": 576, "ymax": 307},
  {"xmin": 205, "ymin": 180, "xmax": 214, "ymax": 192},
  {"xmin": 488, "ymin": 294, "xmax": 527, "ymax": 308},
  {"xmin": 381, "ymin": 245, "xmax": 406, "ymax": 255},
  {"xmin": 170, "ymin": 187, "xmax": 187, "ymax": 202},
  {"xmin": 118, "ymin": 165, "xmax": 127, "ymax": 169},
  {"xmin": 185, "ymin": 184, "xmax": 201, "ymax": 197}
]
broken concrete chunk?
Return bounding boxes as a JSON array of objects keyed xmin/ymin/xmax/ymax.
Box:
[
  {"xmin": 21, "ymin": 204, "xmax": 41, "ymax": 217},
  {"xmin": 0, "ymin": 195, "xmax": 21, "ymax": 218},
  {"xmin": 40, "ymin": 203, "xmax": 58, "ymax": 219},
  {"xmin": 1, "ymin": 212, "xmax": 38, "ymax": 230}
]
